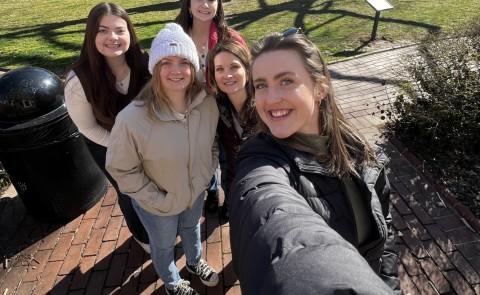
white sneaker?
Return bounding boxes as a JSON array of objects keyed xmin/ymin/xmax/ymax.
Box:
[{"xmin": 134, "ymin": 237, "xmax": 150, "ymax": 254}]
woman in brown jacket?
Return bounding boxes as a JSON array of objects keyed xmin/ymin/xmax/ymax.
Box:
[{"xmin": 106, "ymin": 23, "xmax": 219, "ymax": 295}]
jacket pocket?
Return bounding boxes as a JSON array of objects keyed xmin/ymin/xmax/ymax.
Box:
[{"xmin": 139, "ymin": 191, "xmax": 176, "ymax": 215}]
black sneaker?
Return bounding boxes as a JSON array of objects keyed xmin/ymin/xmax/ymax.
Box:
[
  {"xmin": 186, "ymin": 259, "xmax": 219, "ymax": 287},
  {"xmin": 205, "ymin": 190, "xmax": 219, "ymax": 213},
  {"xmin": 165, "ymin": 279, "xmax": 198, "ymax": 295}
]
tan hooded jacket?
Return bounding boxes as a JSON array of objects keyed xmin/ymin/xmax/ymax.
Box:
[{"xmin": 106, "ymin": 90, "xmax": 219, "ymax": 216}]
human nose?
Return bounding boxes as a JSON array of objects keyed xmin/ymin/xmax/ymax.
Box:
[
  {"xmin": 170, "ymin": 63, "xmax": 182, "ymax": 73},
  {"xmin": 224, "ymin": 71, "xmax": 233, "ymax": 78},
  {"xmin": 265, "ymin": 86, "xmax": 282, "ymax": 103},
  {"xmin": 108, "ymin": 31, "xmax": 118, "ymax": 40},
  {"xmin": 256, "ymin": 86, "xmax": 281, "ymax": 103}
]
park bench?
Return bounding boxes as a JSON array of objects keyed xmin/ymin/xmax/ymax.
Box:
[{"xmin": 365, "ymin": 0, "xmax": 394, "ymax": 41}]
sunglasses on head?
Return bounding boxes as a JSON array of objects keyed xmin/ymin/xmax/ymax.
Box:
[{"xmin": 281, "ymin": 27, "xmax": 303, "ymax": 38}]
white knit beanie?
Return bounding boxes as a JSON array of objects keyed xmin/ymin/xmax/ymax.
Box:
[{"xmin": 148, "ymin": 23, "xmax": 200, "ymax": 74}]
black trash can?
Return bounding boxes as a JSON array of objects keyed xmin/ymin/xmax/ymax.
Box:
[{"xmin": 0, "ymin": 67, "xmax": 107, "ymax": 222}]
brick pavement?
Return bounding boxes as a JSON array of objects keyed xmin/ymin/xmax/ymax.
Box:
[{"xmin": 1, "ymin": 45, "xmax": 480, "ymax": 295}]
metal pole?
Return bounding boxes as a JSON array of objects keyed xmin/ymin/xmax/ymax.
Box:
[{"xmin": 371, "ymin": 11, "xmax": 381, "ymax": 41}]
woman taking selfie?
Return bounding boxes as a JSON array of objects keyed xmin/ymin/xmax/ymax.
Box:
[{"xmin": 229, "ymin": 30, "xmax": 400, "ymax": 294}]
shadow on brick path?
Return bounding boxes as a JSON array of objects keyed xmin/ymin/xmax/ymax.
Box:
[{"xmin": 1, "ymin": 46, "xmax": 480, "ymax": 295}]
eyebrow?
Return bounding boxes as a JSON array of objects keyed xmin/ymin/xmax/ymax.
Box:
[
  {"xmin": 216, "ymin": 61, "xmax": 241, "ymax": 67},
  {"xmin": 253, "ymin": 71, "xmax": 294, "ymax": 83},
  {"xmin": 98, "ymin": 25, "xmax": 126, "ymax": 29}
]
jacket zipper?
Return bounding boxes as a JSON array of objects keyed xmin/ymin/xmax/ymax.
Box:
[{"xmin": 185, "ymin": 111, "xmax": 195, "ymax": 208}]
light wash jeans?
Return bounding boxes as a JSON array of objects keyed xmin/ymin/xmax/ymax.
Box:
[{"xmin": 132, "ymin": 194, "xmax": 204, "ymax": 290}]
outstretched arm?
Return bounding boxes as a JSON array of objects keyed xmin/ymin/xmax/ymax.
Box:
[{"xmin": 229, "ymin": 142, "xmax": 394, "ymax": 295}]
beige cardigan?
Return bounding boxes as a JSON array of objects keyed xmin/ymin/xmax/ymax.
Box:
[{"xmin": 106, "ymin": 90, "xmax": 219, "ymax": 216}]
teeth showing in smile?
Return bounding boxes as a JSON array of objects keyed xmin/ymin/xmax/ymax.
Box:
[
  {"xmin": 270, "ymin": 109, "xmax": 290, "ymax": 118},
  {"xmin": 106, "ymin": 44, "xmax": 120, "ymax": 49},
  {"xmin": 224, "ymin": 81, "xmax": 236, "ymax": 85},
  {"xmin": 170, "ymin": 78, "xmax": 183, "ymax": 82}
]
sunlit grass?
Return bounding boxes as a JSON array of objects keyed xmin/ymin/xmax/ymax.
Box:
[{"xmin": 0, "ymin": 0, "xmax": 478, "ymax": 74}]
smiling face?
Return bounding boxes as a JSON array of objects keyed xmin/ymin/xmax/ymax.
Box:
[
  {"xmin": 190, "ymin": 0, "xmax": 218, "ymax": 22},
  {"xmin": 252, "ymin": 49, "xmax": 325, "ymax": 139},
  {"xmin": 214, "ymin": 51, "xmax": 247, "ymax": 98},
  {"xmin": 158, "ymin": 56, "xmax": 193, "ymax": 96},
  {"xmin": 95, "ymin": 14, "xmax": 130, "ymax": 61}
]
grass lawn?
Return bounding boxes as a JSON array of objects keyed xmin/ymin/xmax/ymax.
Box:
[{"xmin": 0, "ymin": 0, "xmax": 478, "ymax": 74}]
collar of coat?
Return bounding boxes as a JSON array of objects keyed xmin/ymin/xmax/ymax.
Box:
[
  {"xmin": 251, "ymin": 133, "xmax": 389, "ymax": 183},
  {"xmin": 150, "ymin": 89, "xmax": 208, "ymax": 122}
]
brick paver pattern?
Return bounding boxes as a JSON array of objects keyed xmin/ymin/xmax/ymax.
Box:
[{"xmin": 1, "ymin": 45, "xmax": 479, "ymax": 295}]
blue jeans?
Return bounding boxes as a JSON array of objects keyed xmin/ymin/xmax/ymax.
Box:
[{"xmin": 132, "ymin": 194, "xmax": 204, "ymax": 290}]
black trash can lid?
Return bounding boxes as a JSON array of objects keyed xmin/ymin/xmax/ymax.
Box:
[{"xmin": 0, "ymin": 66, "xmax": 64, "ymax": 128}]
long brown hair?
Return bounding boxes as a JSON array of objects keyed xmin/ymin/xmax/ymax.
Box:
[
  {"xmin": 206, "ymin": 39, "xmax": 255, "ymax": 123},
  {"xmin": 135, "ymin": 61, "xmax": 203, "ymax": 118},
  {"xmin": 68, "ymin": 2, "xmax": 149, "ymax": 130},
  {"xmin": 251, "ymin": 33, "xmax": 375, "ymax": 176},
  {"xmin": 175, "ymin": 0, "xmax": 228, "ymax": 41}
]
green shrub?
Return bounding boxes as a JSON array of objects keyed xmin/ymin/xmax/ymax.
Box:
[{"xmin": 386, "ymin": 18, "xmax": 480, "ymax": 216}]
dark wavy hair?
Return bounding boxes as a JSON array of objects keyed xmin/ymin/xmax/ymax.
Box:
[
  {"xmin": 68, "ymin": 2, "xmax": 149, "ymax": 129},
  {"xmin": 175, "ymin": 0, "xmax": 228, "ymax": 40}
]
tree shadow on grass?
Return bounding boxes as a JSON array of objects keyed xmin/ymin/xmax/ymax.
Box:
[
  {"xmin": 331, "ymin": 39, "xmax": 372, "ymax": 58},
  {"xmin": 0, "ymin": 2, "xmax": 180, "ymax": 73},
  {"xmin": 1, "ymin": 0, "xmax": 442, "ymax": 71},
  {"xmin": 228, "ymin": 0, "xmax": 440, "ymax": 46},
  {"xmin": 0, "ymin": 53, "xmax": 77, "ymax": 76}
]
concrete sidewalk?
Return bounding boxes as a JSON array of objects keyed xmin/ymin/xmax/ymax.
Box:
[{"xmin": 1, "ymin": 45, "xmax": 479, "ymax": 295}]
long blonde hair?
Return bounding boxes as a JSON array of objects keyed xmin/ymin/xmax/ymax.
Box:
[
  {"xmin": 251, "ymin": 33, "xmax": 375, "ymax": 176},
  {"xmin": 135, "ymin": 62, "xmax": 203, "ymax": 117}
]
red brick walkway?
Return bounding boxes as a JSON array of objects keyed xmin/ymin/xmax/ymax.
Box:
[{"xmin": 1, "ymin": 46, "xmax": 480, "ymax": 294}]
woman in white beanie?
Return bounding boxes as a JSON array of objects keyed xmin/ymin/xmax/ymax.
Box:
[{"xmin": 106, "ymin": 23, "xmax": 219, "ymax": 295}]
